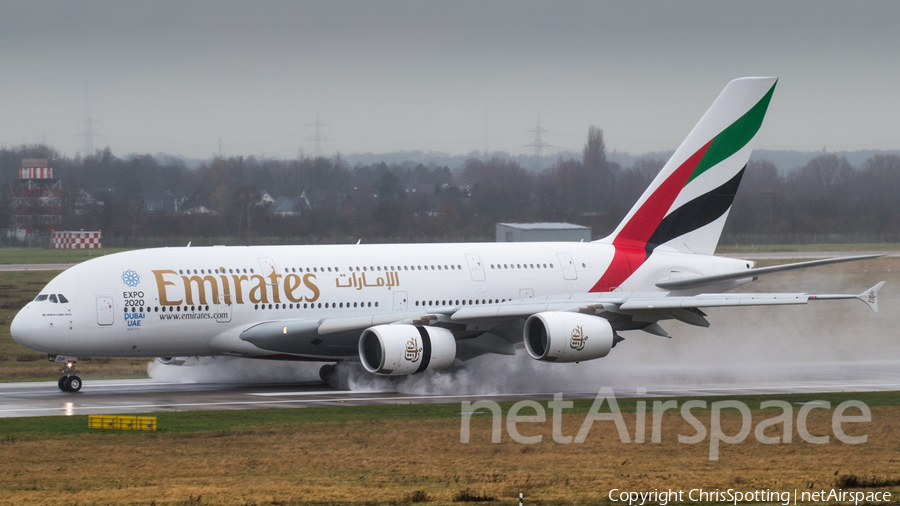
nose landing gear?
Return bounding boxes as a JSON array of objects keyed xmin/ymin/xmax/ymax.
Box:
[{"xmin": 58, "ymin": 360, "xmax": 82, "ymax": 392}]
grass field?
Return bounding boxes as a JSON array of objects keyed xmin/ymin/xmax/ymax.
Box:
[
  {"xmin": 0, "ymin": 247, "xmax": 133, "ymax": 265},
  {"xmin": 1, "ymin": 393, "xmax": 899, "ymax": 505}
]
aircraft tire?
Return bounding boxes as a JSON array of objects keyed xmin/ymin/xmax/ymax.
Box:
[
  {"xmin": 68, "ymin": 376, "xmax": 82, "ymax": 392},
  {"xmin": 319, "ymin": 364, "xmax": 337, "ymax": 386},
  {"xmin": 58, "ymin": 376, "xmax": 69, "ymax": 391}
]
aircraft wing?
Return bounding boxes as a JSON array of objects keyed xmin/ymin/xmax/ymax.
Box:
[
  {"xmin": 655, "ymin": 254, "xmax": 884, "ymax": 291},
  {"xmin": 238, "ymin": 282, "xmax": 884, "ymax": 356}
]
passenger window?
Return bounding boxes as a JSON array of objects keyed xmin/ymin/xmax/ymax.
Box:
[
  {"xmin": 34, "ymin": 294, "xmax": 48, "ymax": 302},
  {"xmin": 58, "ymin": 294, "xmax": 68, "ymax": 303},
  {"xmin": 49, "ymin": 294, "xmax": 58, "ymax": 303}
]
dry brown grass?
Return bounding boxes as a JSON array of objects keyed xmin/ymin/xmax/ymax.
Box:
[{"xmin": 2, "ymin": 406, "xmax": 899, "ymax": 505}]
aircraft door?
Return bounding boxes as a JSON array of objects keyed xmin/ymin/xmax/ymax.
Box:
[
  {"xmin": 465, "ymin": 254, "xmax": 486, "ymax": 281},
  {"xmin": 519, "ymin": 289, "xmax": 534, "ymax": 299},
  {"xmin": 258, "ymin": 257, "xmax": 277, "ymax": 285},
  {"xmin": 393, "ymin": 291, "xmax": 408, "ymax": 312},
  {"xmin": 215, "ymin": 303, "xmax": 233, "ymax": 323},
  {"xmin": 96, "ymin": 297, "xmax": 114, "ymax": 326},
  {"xmin": 557, "ymin": 253, "xmax": 578, "ymax": 280}
]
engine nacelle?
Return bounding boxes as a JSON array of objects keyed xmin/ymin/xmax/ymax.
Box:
[
  {"xmin": 523, "ymin": 312, "xmax": 614, "ymax": 363},
  {"xmin": 359, "ymin": 325, "xmax": 457, "ymax": 376}
]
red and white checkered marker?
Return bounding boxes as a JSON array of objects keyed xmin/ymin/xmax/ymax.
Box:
[{"xmin": 52, "ymin": 231, "xmax": 102, "ymax": 249}]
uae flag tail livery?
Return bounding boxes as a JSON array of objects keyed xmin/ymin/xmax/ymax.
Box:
[{"xmin": 591, "ymin": 77, "xmax": 777, "ymax": 293}]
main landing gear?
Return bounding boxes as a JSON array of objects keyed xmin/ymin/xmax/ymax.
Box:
[{"xmin": 58, "ymin": 360, "xmax": 82, "ymax": 392}]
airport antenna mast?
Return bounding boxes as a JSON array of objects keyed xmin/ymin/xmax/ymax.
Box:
[
  {"xmin": 305, "ymin": 113, "xmax": 333, "ymax": 158},
  {"xmin": 76, "ymin": 84, "xmax": 105, "ymax": 157},
  {"xmin": 523, "ymin": 114, "xmax": 553, "ymax": 159}
]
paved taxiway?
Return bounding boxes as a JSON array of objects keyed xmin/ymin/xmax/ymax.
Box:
[{"xmin": 3, "ymin": 360, "xmax": 900, "ymax": 418}]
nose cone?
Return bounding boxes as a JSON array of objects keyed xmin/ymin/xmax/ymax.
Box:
[
  {"xmin": 10, "ymin": 305, "xmax": 50, "ymax": 354},
  {"xmin": 11, "ymin": 306, "xmax": 35, "ymax": 350}
]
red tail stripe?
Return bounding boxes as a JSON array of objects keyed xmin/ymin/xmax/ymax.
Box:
[
  {"xmin": 612, "ymin": 140, "xmax": 713, "ymax": 249},
  {"xmin": 590, "ymin": 140, "xmax": 713, "ymax": 293},
  {"xmin": 590, "ymin": 246, "xmax": 646, "ymax": 293}
]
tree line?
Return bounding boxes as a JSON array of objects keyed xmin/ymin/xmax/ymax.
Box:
[{"xmin": 1, "ymin": 132, "xmax": 899, "ymax": 243}]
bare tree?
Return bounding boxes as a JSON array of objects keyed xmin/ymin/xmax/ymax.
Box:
[
  {"xmin": 231, "ymin": 186, "xmax": 265, "ymax": 238},
  {"xmin": 582, "ymin": 125, "xmax": 607, "ymax": 172}
]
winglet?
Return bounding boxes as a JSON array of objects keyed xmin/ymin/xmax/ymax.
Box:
[{"xmin": 857, "ymin": 281, "xmax": 886, "ymax": 313}]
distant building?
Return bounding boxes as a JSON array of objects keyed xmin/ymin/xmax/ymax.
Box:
[
  {"xmin": 496, "ymin": 222, "xmax": 591, "ymax": 242},
  {"xmin": 182, "ymin": 205, "xmax": 216, "ymax": 215},
  {"xmin": 271, "ymin": 196, "xmax": 301, "ymax": 217},
  {"xmin": 258, "ymin": 191, "xmax": 275, "ymax": 206},
  {"xmin": 143, "ymin": 191, "xmax": 183, "ymax": 214}
]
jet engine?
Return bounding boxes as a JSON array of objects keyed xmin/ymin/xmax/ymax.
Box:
[
  {"xmin": 359, "ymin": 325, "xmax": 456, "ymax": 376},
  {"xmin": 523, "ymin": 312, "xmax": 615, "ymax": 363}
]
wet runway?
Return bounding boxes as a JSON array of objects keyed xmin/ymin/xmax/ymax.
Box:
[
  {"xmin": 0, "ymin": 380, "xmax": 585, "ymax": 418},
  {"xmin": 3, "ymin": 360, "xmax": 900, "ymax": 418}
]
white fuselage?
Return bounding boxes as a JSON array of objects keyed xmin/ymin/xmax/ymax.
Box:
[{"xmin": 11, "ymin": 242, "xmax": 751, "ymax": 360}]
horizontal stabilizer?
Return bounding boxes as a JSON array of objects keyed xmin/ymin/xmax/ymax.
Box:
[
  {"xmin": 655, "ymin": 254, "xmax": 885, "ymax": 291},
  {"xmin": 859, "ymin": 281, "xmax": 885, "ymax": 313},
  {"xmin": 812, "ymin": 281, "xmax": 885, "ymax": 313}
]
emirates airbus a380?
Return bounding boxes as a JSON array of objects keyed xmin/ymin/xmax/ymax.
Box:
[{"xmin": 11, "ymin": 77, "xmax": 884, "ymax": 392}]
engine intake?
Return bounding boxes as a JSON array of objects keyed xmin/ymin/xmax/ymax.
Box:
[
  {"xmin": 359, "ymin": 325, "xmax": 457, "ymax": 376},
  {"xmin": 524, "ymin": 312, "xmax": 615, "ymax": 363}
]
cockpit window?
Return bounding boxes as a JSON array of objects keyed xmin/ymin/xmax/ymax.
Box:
[
  {"xmin": 34, "ymin": 294, "xmax": 49, "ymax": 302},
  {"xmin": 49, "ymin": 294, "xmax": 58, "ymax": 303},
  {"xmin": 58, "ymin": 294, "xmax": 69, "ymax": 303}
]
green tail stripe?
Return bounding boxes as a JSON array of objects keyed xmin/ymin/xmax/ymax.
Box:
[{"xmin": 687, "ymin": 81, "xmax": 777, "ymax": 185}]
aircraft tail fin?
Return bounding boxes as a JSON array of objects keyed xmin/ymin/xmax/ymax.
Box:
[{"xmin": 599, "ymin": 77, "xmax": 777, "ymax": 256}]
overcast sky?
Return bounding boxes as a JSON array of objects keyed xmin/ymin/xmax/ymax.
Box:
[{"xmin": 2, "ymin": 1, "xmax": 899, "ymax": 160}]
